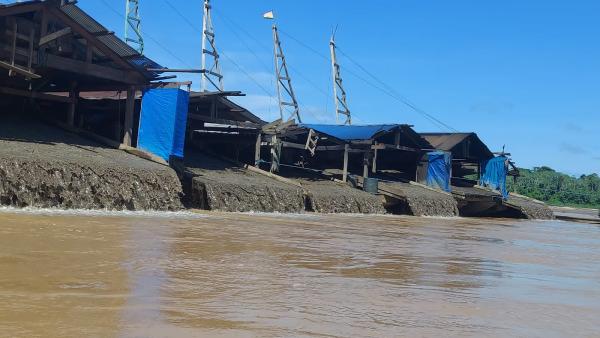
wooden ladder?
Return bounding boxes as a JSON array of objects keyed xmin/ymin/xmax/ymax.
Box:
[{"xmin": 305, "ymin": 129, "xmax": 319, "ymax": 157}]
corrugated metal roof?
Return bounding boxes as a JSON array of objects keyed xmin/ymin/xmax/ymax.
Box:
[
  {"xmin": 420, "ymin": 133, "xmax": 473, "ymax": 151},
  {"xmin": 57, "ymin": 2, "xmax": 162, "ymax": 80},
  {"xmin": 420, "ymin": 132, "xmax": 494, "ymax": 160},
  {"xmin": 300, "ymin": 124, "xmax": 401, "ymax": 141},
  {"xmin": 60, "ymin": 3, "xmax": 106, "ymax": 34},
  {"xmin": 97, "ymin": 34, "xmax": 139, "ymax": 58}
]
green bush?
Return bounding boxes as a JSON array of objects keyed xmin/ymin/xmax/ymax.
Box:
[{"xmin": 507, "ymin": 167, "xmax": 600, "ymax": 208}]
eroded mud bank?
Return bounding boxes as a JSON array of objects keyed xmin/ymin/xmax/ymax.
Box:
[{"xmin": 0, "ymin": 118, "xmax": 183, "ymax": 211}]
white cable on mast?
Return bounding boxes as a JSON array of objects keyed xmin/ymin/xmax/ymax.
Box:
[{"xmin": 201, "ymin": 0, "xmax": 223, "ymax": 92}]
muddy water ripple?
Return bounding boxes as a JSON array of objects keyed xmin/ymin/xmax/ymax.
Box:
[{"xmin": 0, "ymin": 210, "xmax": 599, "ymax": 337}]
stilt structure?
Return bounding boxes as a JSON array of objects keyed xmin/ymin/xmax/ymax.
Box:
[
  {"xmin": 271, "ymin": 24, "xmax": 301, "ymax": 123},
  {"xmin": 124, "ymin": 0, "xmax": 144, "ymax": 54},
  {"xmin": 330, "ymin": 33, "xmax": 351, "ymax": 125},
  {"xmin": 201, "ymin": 0, "xmax": 224, "ymax": 92}
]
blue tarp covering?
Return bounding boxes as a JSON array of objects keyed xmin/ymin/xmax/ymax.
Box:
[
  {"xmin": 300, "ymin": 124, "xmax": 399, "ymax": 141},
  {"xmin": 138, "ymin": 88, "xmax": 190, "ymax": 161},
  {"xmin": 480, "ymin": 156, "xmax": 509, "ymax": 199},
  {"xmin": 426, "ymin": 151, "xmax": 452, "ymax": 192}
]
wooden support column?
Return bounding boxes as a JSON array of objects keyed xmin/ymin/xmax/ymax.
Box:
[
  {"xmin": 9, "ymin": 18, "xmax": 17, "ymax": 76},
  {"xmin": 67, "ymin": 83, "xmax": 78, "ymax": 126},
  {"xmin": 394, "ymin": 130, "xmax": 401, "ymax": 147},
  {"xmin": 363, "ymin": 152, "xmax": 370, "ymax": 179},
  {"xmin": 372, "ymin": 141, "xmax": 378, "ymax": 174},
  {"xmin": 254, "ymin": 132, "xmax": 262, "ymax": 167},
  {"xmin": 27, "ymin": 27, "xmax": 34, "ymax": 70},
  {"xmin": 342, "ymin": 144, "xmax": 349, "ymax": 183},
  {"xmin": 123, "ymin": 86, "xmax": 136, "ymax": 146}
]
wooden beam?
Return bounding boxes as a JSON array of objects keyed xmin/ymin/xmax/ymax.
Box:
[
  {"xmin": 0, "ymin": 3, "xmax": 43, "ymax": 17},
  {"xmin": 38, "ymin": 27, "xmax": 72, "ymax": 47},
  {"xmin": 48, "ymin": 6, "xmax": 142, "ymax": 77},
  {"xmin": 123, "ymin": 86, "xmax": 136, "ymax": 146},
  {"xmin": 188, "ymin": 114, "xmax": 261, "ymax": 129},
  {"xmin": 44, "ymin": 54, "xmax": 140, "ymax": 84},
  {"xmin": 0, "ymin": 86, "xmax": 71, "ymax": 102},
  {"xmin": 381, "ymin": 143, "xmax": 419, "ymax": 152},
  {"xmin": 343, "ymin": 144, "xmax": 349, "ymax": 183},
  {"xmin": 66, "ymin": 83, "xmax": 78, "ymax": 126},
  {"xmin": 9, "ymin": 18, "xmax": 17, "ymax": 77},
  {"xmin": 363, "ymin": 152, "xmax": 370, "ymax": 179},
  {"xmin": 254, "ymin": 132, "xmax": 262, "ymax": 167},
  {"xmin": 27, "ymin": 27, "xmax": 34, "ymax": 70},
  {"xmin": 0, "ymin": 60, "xmax": 41, "ymax": 79},
  {"xmin": 372, "ymin": 142, "xmax": 378, "ymax": 174}
]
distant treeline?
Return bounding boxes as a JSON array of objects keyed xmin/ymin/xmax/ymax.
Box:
[{"xmin": 507, "ymin": 166, "xmax": 600, "ymax": 208}]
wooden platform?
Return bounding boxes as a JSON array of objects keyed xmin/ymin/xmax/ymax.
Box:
[{"xmin": 551, "ymin": 207, "xmax": 600, "ymax": 224}]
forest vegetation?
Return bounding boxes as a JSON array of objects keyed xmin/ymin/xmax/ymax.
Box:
[{"xmin": 507, "ymin": 166, "xmax": 600, "ymax": 208}]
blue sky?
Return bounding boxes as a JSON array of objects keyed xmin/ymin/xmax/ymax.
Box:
[{"xmin": 79, "ymin": 0, "xmax": 599, "ymax": 175}]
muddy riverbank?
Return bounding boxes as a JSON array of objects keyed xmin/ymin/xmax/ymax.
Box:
[{"xmin": 0, "ymin": 117, "xmax": 183, "ymax": 211}]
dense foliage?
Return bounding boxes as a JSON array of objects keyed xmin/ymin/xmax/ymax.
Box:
[{"xmin": 507, "ymin": 167, "xmax": 600, "ymax": 208}]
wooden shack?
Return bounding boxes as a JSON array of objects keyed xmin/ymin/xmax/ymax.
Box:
[
  {"xmin": 419, "ymin": 132, "xmax": 495, "ymax": 185},
  {"xmin": 0, "ymin": 0, "xmax": 168, "ymax": 148}
]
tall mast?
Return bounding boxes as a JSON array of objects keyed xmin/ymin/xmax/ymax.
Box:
[
  {"xmin": 330, "ymin": 34, "xmax": 351, "ymax": 125},
  {"xmin": 272, "ymin": 24, "xmax": 301, "ymax": 123},
  {"xmin": 125, "ymin": 0, "xmax": 144, "ymax": 54},
  {"xmin": 201, "ymin": 0, "xmax": 224, "ymax": 92}
]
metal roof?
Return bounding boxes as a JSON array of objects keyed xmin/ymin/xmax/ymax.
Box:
[
  {"xmin": 55, "ymin": 1, "xmax": 162, "ymax": 80},
  {"xmin": 300, "ymin": 124, "xmax": 403, "ymax": 141},
  {"xmin": 420, "ymin": 133, "xmax": 474, "ymax": 151},
  {"xmin": 420, "ymin": 132, "xmax": 494, "ymax": 159},
  {"xmin": 60, "ymin": 3, "xmax": 106, "ymax": 34}
]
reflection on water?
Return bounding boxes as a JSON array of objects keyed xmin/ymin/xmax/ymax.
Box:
[{"xmin": 0, "ymin": 210, "xmax": 599, "ymax": 337}]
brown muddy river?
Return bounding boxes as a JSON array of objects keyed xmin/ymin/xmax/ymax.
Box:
[{"xmin": 0, "ymin": 209, "xmax": 599, "ymax": 337}]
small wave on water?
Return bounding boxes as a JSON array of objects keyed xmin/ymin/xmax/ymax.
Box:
[{"xmin": 0, "ymin": 206, "xmax": 209, "ymax": 219}]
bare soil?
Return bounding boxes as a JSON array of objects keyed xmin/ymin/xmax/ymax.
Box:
[{"xmin": 0, "ymin": 116, "xmax": 183, "ymax": 211}]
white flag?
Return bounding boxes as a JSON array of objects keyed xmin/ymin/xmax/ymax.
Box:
[{"xmin": 263, "ymin": 11, "xmax": 274, "ymax": 19}]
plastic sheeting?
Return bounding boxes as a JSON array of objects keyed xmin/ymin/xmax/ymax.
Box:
[
  {"xmin": 138, "ymin": 88, "xmax": 190, "ymax": 161},
  {"xmin": 300, "ymin": 124, "xmax": 399, "ymax": 141},
  {"xmin": 426, "ymin": 151, "xmax": 452, "ymax": 192},
  {"xmin": 480, "ymin": 156, "xmax": 509, "ymax": 199}
]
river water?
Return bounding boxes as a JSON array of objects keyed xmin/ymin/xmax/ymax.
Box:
[{"xmin": 0, "ymin": 209, "xmax": 599, "ymax": 337}]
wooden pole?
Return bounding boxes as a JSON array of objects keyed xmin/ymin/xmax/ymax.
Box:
[
  {"xmin": 254, "ymin": 132, "xmax": 262, "ymax": 167},
  {"xmin": 342, "ymin": 143, "xmax": 349, "ymax": 182},
  {"xmin": 67, "ymin": 83, "xmax": 78, "ymax": 126},
  {"xmin": 372, "ymin": 141, "xmax": 378, "ymax": 174},
  {"xmin": 363, "ymin": 152, "xmax": 369, "ymax": 179},
  {"xmin": 9, "ymin": 19, "xmax": 17, "ymax": 77},
  {"xmin": 123, "ymin": 86, "xmax": 136, "ymax": 146}
]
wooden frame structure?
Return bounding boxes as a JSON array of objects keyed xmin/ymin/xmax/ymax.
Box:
[
  {"xmin": 258, "ymin": 122, "xmax": 433, "ymax": 183},
  {"xmin": 186, "ymin": 90, "xmax": 266, "ymax": 164},
  {"xmin": 0, "ymin": 1, "xmax": 166, "ymax": 147}
]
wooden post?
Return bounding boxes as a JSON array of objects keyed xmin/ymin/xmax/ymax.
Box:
[
  {"xmin": 27, "ymin": 27, "xmax": 34, "ymax": 71},
  {"xmin": 123, "ymin": 86, "xmax": 136, "ymax": 146},
  {"xmin": 363, "ymin": 151, "xmax": 369, "ymax": 179},
  {"xmin": 342, "ymin": 144, "xmax": 349, "ymax": 182},
  {"xmin": 394, "ymin": 130, "xmax": 401, "ymax": 147},
  {"xmin": 254, "ymin": 132, "xmax": 262, "ymax": 167},
  {"xmin": 372, "ymin": 141, "xmax": 378, "ymax": 174},
  {"xmin": 210, "ymin": 98, "xmax": 217, "ymax": 119},
  {"xmin": 9, "ymin": 19, "xmax": 17, "ymax": 76},
  {"xmin": 67, "ymin": 83, "xmax": 78, "ymax": 126}
]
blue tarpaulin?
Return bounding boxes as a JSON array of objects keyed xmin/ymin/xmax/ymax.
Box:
[
  {"xmin": 480, "ymin": 156, "xmax": 509, "ymax": 199},
  {"xmin": 138, "ymin": 88, "xmax": 190, "ymax": 161},
  {"xmin": 426, "ymin": 151, "xmax": 452, "ymax": 192},
  {"xmin": 300, "ymin": 124, "xmax": 399, "ymax": 141}
]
